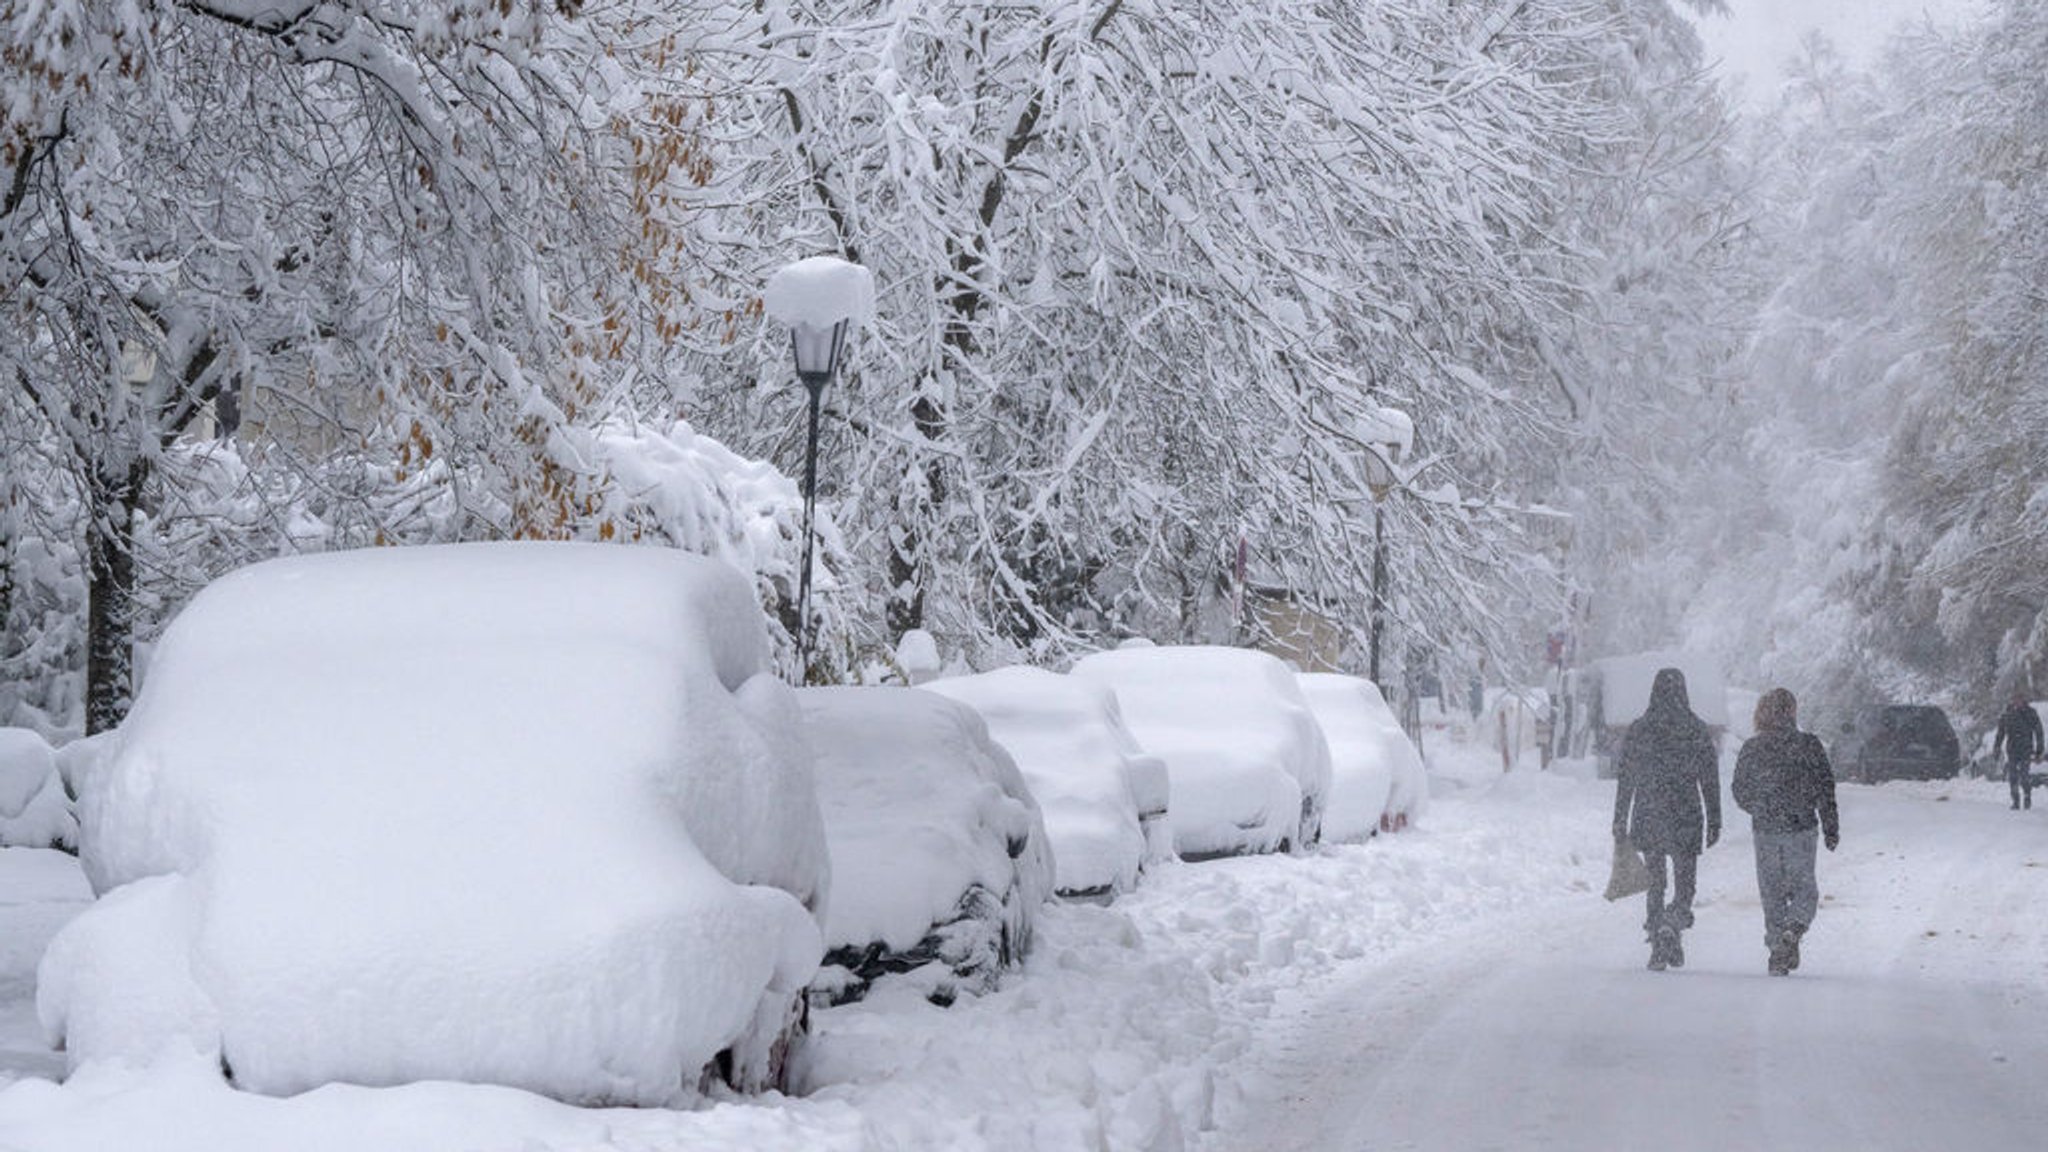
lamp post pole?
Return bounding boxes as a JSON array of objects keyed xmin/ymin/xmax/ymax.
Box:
[
  {"xmin": 1361, "ymin": 434, "xmax": 1398, "ymax": 688},
  {"xmin": 1370, "ymin": 498, "xmax": 1386, "ymax": 686},
  {"xmin": 790, "ymin": 318, "xmax": 849, "ymax": 679}
]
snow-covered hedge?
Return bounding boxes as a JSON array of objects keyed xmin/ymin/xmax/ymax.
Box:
[
  {"xmin": 923, "ymin": 666, "xmax": 1164, "ymax": 899},
  {"xmin": 40, "ymin": 543, "xmax": 827, "ymax": 1105},
  {"xmin": 800, "ymin": 686, "xmax": 1052, "ymax": 1005}
]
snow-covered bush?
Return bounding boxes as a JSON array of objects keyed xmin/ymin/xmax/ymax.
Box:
[
  {"xmin": 0, "ymin": 727, "xmax": 73, "ymax": 850},
  {"xmin": 799, "ymin": 686, "xmax": 1052, "ymax": 1006},
  {"xmin": 0, "ymin": 728, "xmax": 51, "ymax": 818},
  {"xmin": 569, "ymin": 418, "xmax": 848, "ymax": 679},
  {"xmin": 0, "ymin": 527, "xmax": 85, "ymax": 741},
  {"xmin": 922, "ymin": 666, "xmax": 1165, "ymax": 900},
  {"xmin": 40, "ymin": 543, "xmax": 826, "ymax": 1105},
  {"xmin": 1070, "ymin": 646, "xmax": 1332, "ymax": 859},
  {"xmin": 1295, "ymin": 674, "xmax": 1401, "ymax": 844}
]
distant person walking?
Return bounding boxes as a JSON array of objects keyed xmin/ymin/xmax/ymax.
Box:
[
  {"xmin": 1731, "ymin": 688, "xmax": 1840, "ymax": 976},
  {"xmin": 1612, "ymin": 667, "xmax": 1721, "ymax": 971},
  {"xmin": 1993, "ymin": 693, "xmax": 2045, "ymax": 811}
]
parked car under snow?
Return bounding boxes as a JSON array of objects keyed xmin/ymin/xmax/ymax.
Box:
[
  {"xmin": 1070, "ymin": 645, "xmax": 1331, "ymax": 860},
  {"xmin": 39, "ymin": 543, "xmax": 829, "ymax": 1106},
  {"xmin": 922, "ymin": 665, "xmax": 1169, "ymax": 899},
  {"xmin": 799, "ymin": 686, "xmax": 1053, "ymax": 1006},
  {"xmin": 1296, "ymin": 673, "xmax": 1412, "ymax": 841},
  {"xmin": 1836, "ymin": 703, "xmax": 1962, "ymax": 783}
]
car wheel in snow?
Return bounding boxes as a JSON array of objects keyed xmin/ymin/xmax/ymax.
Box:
[{"xmin": 711, "ymin": 985, "xmax": 809, "ymax": 1095}]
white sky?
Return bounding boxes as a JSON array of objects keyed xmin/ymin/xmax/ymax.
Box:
[{"xmin": 1688, "ymin": 0, "xmax": 1989, "ymax": 98}]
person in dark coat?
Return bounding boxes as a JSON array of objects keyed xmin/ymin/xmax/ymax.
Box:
[
  {"xmin": 1992, "ymin": 693, "xmax": 2044, "ymax": 810},
  {"xmin": 1611, "ymin": 667, "xmax": 1720, "ymax": 971},
  {"xmin": 1731, "ymin": 688, "xmax": 1839, "ymax": 976}
]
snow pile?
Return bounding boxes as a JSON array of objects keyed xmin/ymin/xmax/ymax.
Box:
[
  {"xmin": 763, "ymin": 256, "xmax": 877, "ymax": 331},
  {"xmin": 0, "ymin": 731, "xmax": 54, "ymax": 823},
  {"xmin": 1355, "ymin": 405, "xmax": 1414, "ymax": 464},
  {"xmin": 1294, "ymin": 674, "xmax": 1400, "ymax": 842},
  {"xmin": 1071, "ymin": 646, "xmax": 1332, "ymax": 859},
  {"xmin": 799, "ymin": 686, "xmax": 1052, "ymax": 1002},
  {"xmin": 40, "ymin": 542, "xmax": 826, "ymax": 1105},
  {"xmin": 922, "ymin": 666, "xmax": 1158, "ymax": 899},
  {"xmin": 893, "ymin": 629, "xmax": 944, "ymax": 685},
  {"xmin": 0, "ymin": 730, "xmax": 72, "ymax": 851}
]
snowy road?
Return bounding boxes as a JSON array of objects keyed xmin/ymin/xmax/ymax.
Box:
[{"xmin": 1222, "ymin": 781, "xmax": 2048, "ymax": 1152}]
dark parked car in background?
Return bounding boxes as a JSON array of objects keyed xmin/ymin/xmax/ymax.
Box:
[{"xmin": 1836, "ymin": 705, "xmax": 1962, "ymax": 783}]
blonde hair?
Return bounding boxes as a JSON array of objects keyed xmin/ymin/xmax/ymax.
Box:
[{"xmin": 1754, "ymin": 687, "xmax": 1798, "ymax": 732}]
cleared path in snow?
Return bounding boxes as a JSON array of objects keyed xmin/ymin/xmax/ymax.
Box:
[{"xmin": 1222, "ymin": 778, "xmax": 2048, "ymax": 1152}]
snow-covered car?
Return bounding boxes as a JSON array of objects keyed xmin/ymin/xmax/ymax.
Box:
[
  {"xmin": 922, "ymin": 666, "xmax": 1168, "ymax": 900},
  {"xmin": 1379, "ymin": 713, "xmax": 1427, "ymax": 832},
  {"xmin": 799, "ymin": 686, "xmax": 1053, "ymax": 1005},
  {"xmin": 1836, "ymin": 704, "xmax": 1961, "ymax": 783},
  {"xmin": 1070, "ymin": 645, "xmax": 1331, "ymax": 860},
  {"xmin": 1295, "ymin": 673, "xmax": 1414, "ymax": 842},
  {"xmin": 40, "ymin": 543, "xmax": 829, "ymax": 1105}
]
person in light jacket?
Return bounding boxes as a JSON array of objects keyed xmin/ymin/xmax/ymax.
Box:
[
  {"xmin": 1612, "ymin": 667, "xmax": 1721, "ymax": 971},
  {"xmin": 1732, "ymin": 687, "xmax": 1840, "ymax": 976}
]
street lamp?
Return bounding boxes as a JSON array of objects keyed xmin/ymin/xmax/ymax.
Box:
[
  {"xmin": 765, "ymin": 256, "xmax": 875, "ymax": 680},
  {"xmin": 789, "ymin": 316, "xmax": 848, "ymax": 677},
  {"xmin": 1356, "ymin": 406, "xmax": 1411, "ymax": 687}
]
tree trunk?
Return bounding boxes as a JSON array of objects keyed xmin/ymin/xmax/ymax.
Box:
[
  {"xmin": 84, "ymin": 459, "xmax": 148, "ymax": 735},
  {"xmin": 886, "ymin": 392, "xmax": 946, "ymax": 638}
]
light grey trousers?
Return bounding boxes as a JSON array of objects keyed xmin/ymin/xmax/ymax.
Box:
[{"xmin": 1752, "ymin": 827, "xmax": 1819, "ymax": 947}]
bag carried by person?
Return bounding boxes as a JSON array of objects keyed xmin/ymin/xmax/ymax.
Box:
[{"xmin": 1604, "ymin": 837, "xmax": 1652, "ymax": 901}]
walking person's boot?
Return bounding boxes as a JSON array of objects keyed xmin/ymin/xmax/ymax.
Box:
[
  {"xmin": 1650, "ymin": 924, "xmax": 1680, "ymax": 971},
  {"xmin": 1768, "ymin": 925, "xmax": 1802, "ymax": 975}
]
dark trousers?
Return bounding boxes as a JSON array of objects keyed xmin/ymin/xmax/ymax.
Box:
[
  {"xmin": 1643, "ymin": 850, "xmax": 1698, "ymax": 935},
  {"xmin": 2009, "ymin": 759, "xmax": 2034, "ymax": 807}
]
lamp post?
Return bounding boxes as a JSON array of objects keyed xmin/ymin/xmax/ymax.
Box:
[
  {"xmin": 789, "ymin": 316, "xmax": 849, "ymax": 677},
  {"xmin": 1363, "ymin": 446, "xmax": 1393, "ymax": 687},
  {"xmin": 765, "ymin": 256, "xmax": 875, "ymax": 680},
  {"xmin": 1355, "ymin": 405, "xmax": 1410, "ymax": 688}
]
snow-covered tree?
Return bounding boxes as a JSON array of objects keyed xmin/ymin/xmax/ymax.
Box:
[
  {"xmin": 666, "ymin": 0, "xmax": 1742, "ymax": 685},
  {"xmin": 1, "ymin": 1, "xmax": 714, "ymax": 727},
  {"xmin": 1674, "ymin": 0, "xmax": 2044, "ymax": 731}
]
